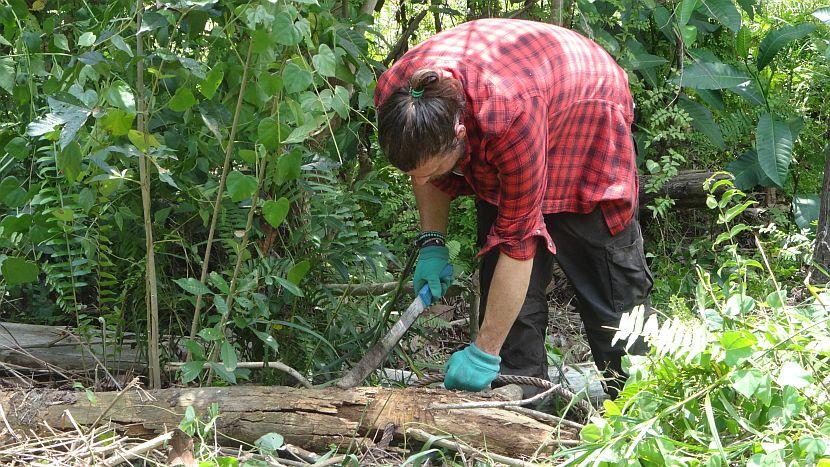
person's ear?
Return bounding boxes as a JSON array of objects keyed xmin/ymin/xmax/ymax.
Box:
[{"xmin": 454, "ymin": 123, "xmax": 466, "ymax": 141}]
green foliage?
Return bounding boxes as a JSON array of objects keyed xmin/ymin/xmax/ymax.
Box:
[{"xmin": 558, "ymin": 178, "xmax": 830, "ymax": 465}]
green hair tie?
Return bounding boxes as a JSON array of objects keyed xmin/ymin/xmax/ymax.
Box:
[{"xmin": 410, "ymin": 88, "xmax": 424, "ymax": 98}]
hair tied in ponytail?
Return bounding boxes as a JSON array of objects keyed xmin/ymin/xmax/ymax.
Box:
[{"xmin": 410, "ymin": 87, "xmax": 424, "ymax": 98}]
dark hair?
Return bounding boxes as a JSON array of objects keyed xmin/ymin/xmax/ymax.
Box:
[{"xmin": 377, "ymin": 69, "xmax": 465, "ymax": 172}]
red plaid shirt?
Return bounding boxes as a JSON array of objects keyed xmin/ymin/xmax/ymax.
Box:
[{"xmin": 375, "ymin": 19, "xmax": 637, "ymax": 260}]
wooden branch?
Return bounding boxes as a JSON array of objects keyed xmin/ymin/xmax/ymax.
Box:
[
  {"xmin": 101, "ymin": 430, "xmax": 173, "ymax": 467},
  {"xmin": 0, "ymin": 385, "xmax": 576, "ymax": 457},
  {"xmin": 187, "ymin": 35, "xmax": 256, "ymax": 356},
  {"xmin": 134, "ymin": 1, "xmax": 160, "ymax": 389},
  {"xmin": 810, "ymin": 121, "xmax": 830, "ymax": 285},
  {"xmin": 384, "ymin": 9, "xmax": 429, "ymax": 66},
  {"xmin": 165, "ymin": 361, "xmax": 312, "ymax": 389}
]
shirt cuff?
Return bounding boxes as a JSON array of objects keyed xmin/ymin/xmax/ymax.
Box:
[{"xmin": 477, "ymin": 217, "xmax": 556, "ymax": 260}]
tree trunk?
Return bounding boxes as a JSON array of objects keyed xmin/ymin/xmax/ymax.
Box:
[
  {"xmin": 0, "ymin": 385, "xmax": 576, "ymax": 457},
  {"xmin": 810, "ymin": 122, "xmax": 830, "ymax": 285}
]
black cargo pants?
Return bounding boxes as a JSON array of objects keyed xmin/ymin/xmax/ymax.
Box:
[{"xmin": 477, "ymin": 201, "xmax": 653, "ymax": 399}]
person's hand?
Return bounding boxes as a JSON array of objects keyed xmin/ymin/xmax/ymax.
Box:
[
  {"xmin": 413, "ymin": 246, "xmax": 453, "ymax": 303},
  {"xmin": 444, "ymin": 343, "xmax": 501, "ymax": 391}
]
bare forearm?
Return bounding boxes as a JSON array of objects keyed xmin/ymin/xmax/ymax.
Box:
[
  {"xmin": 475, "ymin": 252, "xmax": 533, "ymax": 355},
  {"xmin": 413, "ymin": 179, "xmax": 451, "ymax": 232}
]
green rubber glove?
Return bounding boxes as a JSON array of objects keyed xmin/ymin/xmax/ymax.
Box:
[
  {"xmin": 444, "ymin": 343, "xmax": 501, "ymax": 391},
  {"xmin": 413, "ymin": 246, "xmax": 453, "ymax": 303}
]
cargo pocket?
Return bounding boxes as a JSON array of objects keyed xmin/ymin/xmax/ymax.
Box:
[{"xmin": 605, "ymin": 237, "xmax": 654, "ymax": 320}]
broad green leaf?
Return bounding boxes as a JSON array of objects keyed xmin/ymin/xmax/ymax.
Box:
[
  {"xmin": 720, "ymin": 330, "xmax": 756, "ymax": 366},
  {"xmin": 677, "ymin": 0, "xmax": 697, "ymax": 26},
  {"xmin": 724, "ymin": 293, "xmax": 755, "ymax": 316},
  {"xmin": 275, "ymin": 276, "xmax": 303, "ymax": 297},
  {"xmin": 766, "ymin": 290, "xmax": 785, "ymax": 309},
  {"xmin": 677, "ymin": 96, "xmax": 724, "ymax": 148},
  {"xmin": 756, "ymin": 113, "xmax": 793, "ymax": 187},
  {"xmin": 729, "ymin": 80, "xmax": 765, "ymax": 106},
  {"xmin": 776, "ymin": 361, "xmax": 811, "ymax": 388},
  {"xmin": 198, "ymin": 327, "xmax": 223, "ymax": 341},
  {"xmin": 580, "ymin": 424, "xmax": 602, "ymax": 442},
  {"xmin": 262, "ymin": 198, "xmax": 289, "ymax": 227},
  {"xmin": 680, "ymin": 25, "xmax": 697, "ymax": 46},
  {"xmin": 54, "ymin": 33, "xmax": 69, "ymax": 51},
  {"xmin": 258, "ymin": 117, "xmax": 284, "ymax": 151},
  {"xmin": 169, "ymin": 87, "xmax": 198, "ymax": 112},
  {"xmin": 109, "ymin": 34, "xmax": 133, "ymax": 56},
  {"xmin": 695, "ymin": 89, "xmax": 725, "ymax": 111},
  {"xmin": 254, "ymin": 330, "xmax": 279, "ymax": 351},
  {"xmin": 793, "ymin": 194, "xmax": 820, "ymax": 230},
  {"xmin": 736, "ymin": 26, "xmax": 751, "ymax": 59},
  {"xmin": 812, "ymin": 7, "xmax": 830, "ymax": 26},
  {"xmin": 213, "ymin": 294, "xmax": 229, "ymax": 316},
  {"xmin": 27, "ymin": 97, "xmax": 92, "ymax": 150},
  {"xmin": 282, "ymin": 115, "xmax": 326, "ymax": 144},
  {"xmin": 220, "ymin": 341, "xmax": 237, "ymax": 371},
  {"xmin": 629, "ymin": 51, "xmax": 668, "ymax": 70},
  {"xmin": 255, "ymin": 433, "xmax": 285, "ymax": 454},
  {"xmin": 0, "ymin": 176, "xmax": 27, "ymax": 208},
  {"xmin": 674, "ymin": 62, "xmax": 750, "ymax": 89},
  {"xmin": 276, "ymin": 147, "xmax": 303, "ymax": 184},
  {"xmin": 1, "ymin": 257, "xmax": 39, "ymax": 285},
  {"xmin": 283, "ymin": 62, "xmax": 312, "ymax": 94},
  {"xmin": 287, "ymin": 260, "xmax": 311, "ymax": 285},
  {"xmin": 0, "ymin": 213, "xmax": 32, "ymax": 237},
  {"xmin": 226, "ymin": 170, "xmax": 257, "ymax": 202},
  {"xmin": 174, "ymin": 277, "xmax": 212, "ymax": 296},
  {"xmin": 210, "ymin": 361, "xmax": 236, "ymax": 384},
  {"xmin": 198, "ymin": 65, "xmax": 224, "ymax": 99},
  {"xmin": 104, "ymin": 81, "xmax": 136, "ymax": 114},
  {"xmin": 99, "ymin": 109, "xmax": 135, "ymax": 136},
  {"xmin": 127, "ymin": 130, "xmax": 160, "ymax": 152},
  {"xmin": 52, "ymin": 208, "xmax": 74, "ymax": 222},
  {"xmin": 0, "ymin": 56, "xmax": 13, "ymax": 95},
  {"xmin": 798, "ymin": 438, "xmax": 827, "ymax": 457},
  {"xmin": 736, "ymin": 0, "xmax": 755, "ymax": 19},
  {"xmin": 272, "ymin": 12, "xmax": 300, "ymax": 45},
  {"xmin": 4, "ymin": 137, "xmax": 28, "ymax": 160},
  {"xmin": 251, "ymin": 28, "xmax": 272, "ymax": 55},
  {"xmin": 732, "ymin": 369, "xmax": 764, "ymax": 398},
  {"xmin": 757, "ymin": 24, "xmax": 817, "ymax": 71},
  {"xmin": 312, "ymin": 44, "xmax": 337, "ymax": 77},
  {"xmin": 238, "ymin": 149, "xmax": 257, "ymax": 164},
  {"xmin": 332, "ymin": 86, "xmax": 350, "ymax": 119},
  {"xmin": 180, "ymin": 361, "xmax": 204, "ymax": 383},
  {"xmin": 58, "ymin": 142, "xmax": 83, "ymax": 182},
  {"xmin": 78, "ymin": 31, "xmax": 96, "ymax": 47},
  {"xmin": 699, "ymin": 0, "xmax": 741, "ymax": 32}
]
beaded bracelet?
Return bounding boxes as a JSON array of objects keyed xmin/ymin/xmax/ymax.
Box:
[
  {"xmin": 415, "ymin": 230, "xmax": 445, "ymax": 248},
  {"xmin": 418, "ymin": 237, "xmax": 446, "ymax": 248}
]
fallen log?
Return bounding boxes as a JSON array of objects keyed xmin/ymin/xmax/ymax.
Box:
[
  {"xmin": 0, "ymin": 385, "xmax": 577, "ymax": 458},
  {"xmin": 0, "ymin": 322, "xmax": 144, "ymax": 374},
  {"xmin": 639, "ymin": 170, "xmax": 731, "ymax": 209}
]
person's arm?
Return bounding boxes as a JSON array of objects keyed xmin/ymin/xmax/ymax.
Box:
[
  {"xmin": 413, "ymin": 178, "xmax": 451, "ymax": 233},
  {"xmin": 474, "ymin": 96, "xmax": 552, "ymax": 356},
  {"xmin": 475, "ymin": 252, "xmax": 532, "ymax": 354}
]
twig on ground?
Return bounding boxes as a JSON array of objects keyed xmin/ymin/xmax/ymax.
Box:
[
  {"xmin": 405, "ymin": 427, "xmax": 540, "ymax": 467},
  {"xmin": 427, "ymin": 383, "xmax": 560, "ymax": 411},
  {"xmin": 165, "ymin": 361, "xmax": 311, "ymax": 388},
  {"xmin": 505, "ymin": 406, "xmax": 585, "ymax": 431},
  {"xmin": 92, "ymin": 377, "xmax": 141, "ymax": 428},
  {"xmin": 101, "ymin": 430, "xmax": 173, "ymax": 467}
]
